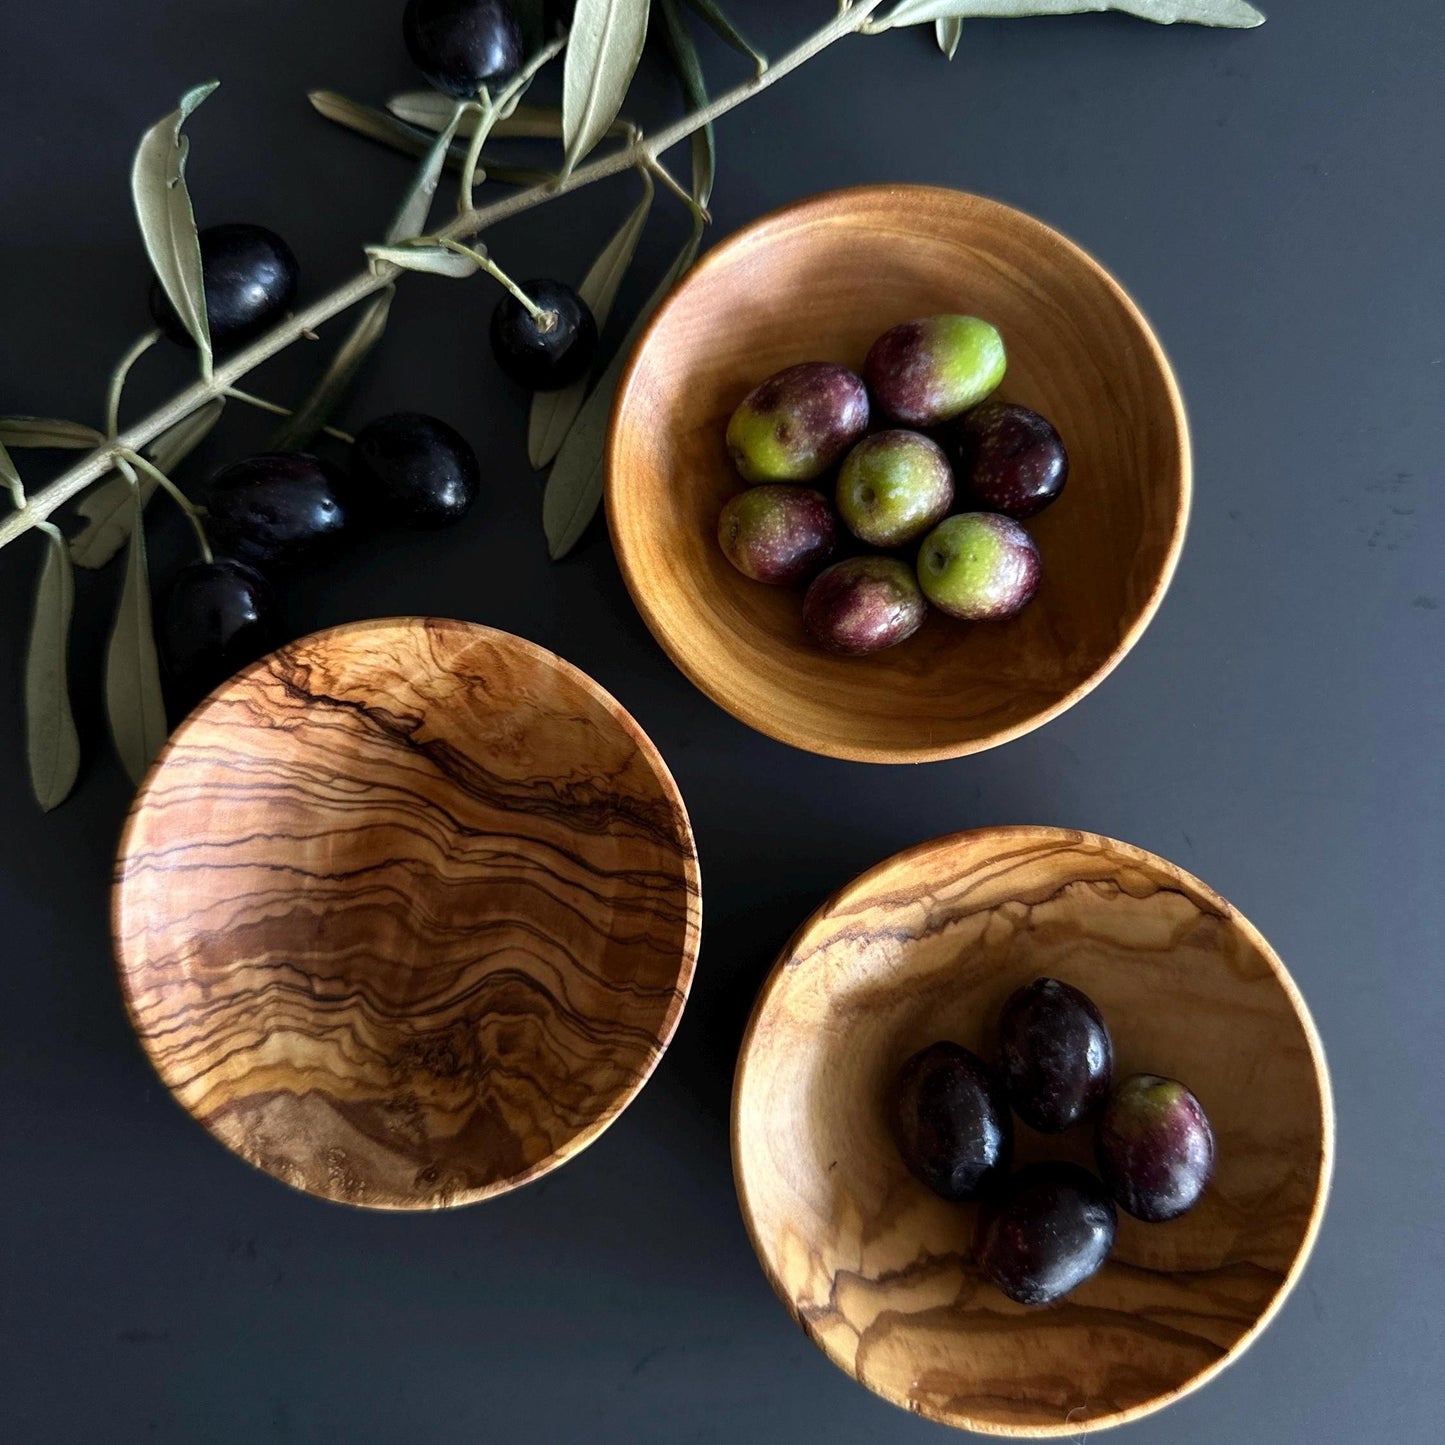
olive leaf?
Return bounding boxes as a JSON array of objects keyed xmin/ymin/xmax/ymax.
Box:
[
  {"xmin": 882, "ymin": 0, "xmax": 1264, "ymax": 27},
  {"xmin": 70, "ymin": 399, "xmax": 226, "ymax": 569},
  {"xmin": 104, "ymin": 478, "xmax": 168, "ymax": 786},
  {"xmin": 386, "ymin": 101, "xmax": 468, "ymax": 242},
  {"xmin": 659, "ymin": 0, "xmax": 717, "ymax": 209},
  {"xmin": 367, "ymin": 243, "xmax": 480, "ymax": 278},
  {"xmin": 562, "ymin": 0, "xmax": 650, "ymax": 177},
  {"xmin": 25, "ymin": 522, "xmax": 81, "ymax": 810},
  {"xmin": 131, "ymin": 82, "xmax": 217, "ymax": 371},
  {"xmin": 270, "ymin": 288, "xmax": 394, "ymax": 450},
  {"xmin": 683, "ymin": 0, "xmax": 767, "ymax": 75},
  {"xmin": 0, "ymin": 439, "xmax": 24, "ymax": 510},
  {"xmin": 937, "ymin": 17, "xmax": 963, "ymax": 54},
  {"xmin": 0, "ymin": 417, "xmax": 106, "ymax": 449},
  {"xmin": 544, "ymin": 221, "xmax": 703, "ymax": 560},
  {"xmin": 528, "ymin": 171, "xmax": 655, "ymax": 469},
  {"xmin": 389, "ymin": 92, "xmax": 574, "ymax": 140}
]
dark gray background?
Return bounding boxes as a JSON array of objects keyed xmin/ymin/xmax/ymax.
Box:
[{"xmin": 1, "ymin": 2, "xmax": 1440, "ymax": 1441}]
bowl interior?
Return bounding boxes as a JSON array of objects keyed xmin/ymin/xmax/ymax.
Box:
[
  {"xmin": 113, "ymin": 619, "xmax": 700, "ymax": 1209},
  {"xmin": 609, "ymin": 186, "xmax": 1188, "ymax": 762},
  {"xmin": 733, "ymin": 828, "xmax": 1331, "ymax": 1435}
]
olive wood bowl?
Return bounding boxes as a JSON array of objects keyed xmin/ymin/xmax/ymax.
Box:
[
  {"xmin": 608, "ymin": 186, "xmax": 1190, "ymax": 762},
  {"xmin": 732, "ymin": 826, "xmax": 1332, "ymax": 1434},
  {"xmin": 112, "ymin": 618, "xmax": 701, "ymax": 1209}
]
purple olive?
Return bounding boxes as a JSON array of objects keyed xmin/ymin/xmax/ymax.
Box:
[
  {"xmin": 717, "ymin": 485, "xmax": 836, "ymax": 585},
  {"xmin": 999, "ymin": 979, "xmax": 1113, "ymax": 1133},
  {"xmin": 1097, "ymin": 1074, "xmax": 1216, "ymax": 1222},
  {"xmin": 726, "ymin": 362, "xmax": 870, "ymax": 483},
  {"xmin": 204, "ymin": 453, "xmax": 351, "ymax": 568},
  {"xmin": 864, "ymin": 315, "xmax": 1006, "ymax": 428},
  {"xmin": 802, "ymin": 555, "xmax": 926, "ymax": 656},
  {"xmin": 948, "ymin": 401, "xmax": 1068, "ymax": 519}
]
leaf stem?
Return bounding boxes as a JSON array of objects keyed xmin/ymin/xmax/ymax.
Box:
[
  {"xmin": 105, "ymin": 329, "xmax": 162, "ymax": 440},
  {"xmin": 119, "ymin": 450, "xmax": 212, "ymax": 563},
  {"xmin": 0, "ymin": 0, "xmax": 887, "ymax": 554},
  {"xmin": 224, "ymin": 387, "xmax": 354, "ymax": 443},
  {"xmin": 646, "ymin": 154, "xmax": 710, "ymax": 221}
]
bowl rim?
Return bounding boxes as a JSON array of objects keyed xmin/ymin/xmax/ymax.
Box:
[
  {"xmin": 606, "ymin": 184, "xmax": 1194, "ymax": 764},
  {"xmin": 111, "ymin": 616, "xmax": 703, "ymax": 1211},
  {"xmin": 730, "ymin": 824, "xmax": 1335, "ymax": 1436}
]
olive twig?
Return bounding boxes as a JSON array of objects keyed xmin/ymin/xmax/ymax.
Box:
[
  {"xmin": 455, "ymin": 97, "xmax": 491, "ymax": 209},
  {"xmin": 222, "ymin": 386, "xmax": 355, "ymax": 443},
  {"xmin": 105, "ymin": 329, "xmax": 163, "ymax": 441},
  {"xmin": 117, "ymin": 450, "xmax": 213, "ymax": 564},
  {"xmin": 436, "ymin": 239, "xmax": 550, "ymax": 326},
  {"xmin": 645, "ymin": 154, "xmax": 710, "ymax": 223}
]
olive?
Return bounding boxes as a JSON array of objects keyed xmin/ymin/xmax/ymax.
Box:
[
  {"xmin": 948, "ymin": 401, "xmax": 1068, "ymax": 520},
  {"xmin": 803, "ymin": 555, "xmax": 927, "ymax": 656},
  {"xmin": 726, "ymin": 362, "xmax": 870, "ymax": 484},
  {"xmin": 998, "ymin": 978, "xmax": 1114, "ymax": 1133},
  {"xmin": 490, "ymin": 279, "xmax": 598, "ymax": 391},
  {"xmin": 1097, "ymin": 1074, "xmax": 1216, "ymax": 1222},
  {"xmin": 717, "ymin": 485, "xmax": 836, "ymax": 585},
  {"xmin": 350, "ymin": 412, "xmax": 480, "ymax": 529},
  {"xmin": 403, "ymin": 0, "xmax": 523, "ymax": 99},
  {"xmin": 890, "ymin": 1042, "xmax": 1013, "ymax": 1201},
  {"xmin": 204, "ymin": 453, "xmax": 350, "ymax": 568},
  {"xmin": 149, "ymin": 223, "xmax": 298, "ymax": 349},
  {"xmin": 160, "ymin": 559, "xmax": 276, "ymax": 711}
]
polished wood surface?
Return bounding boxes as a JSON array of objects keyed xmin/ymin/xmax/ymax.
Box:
[
  {"xmin": 608, "ymin": 186, "xmax": 1190, "ymax": 763},
  {"xmin": 112, "ymin": 619, "xmax": 701, "ymax": 1210},
  {"xmin": 732, "ymin": 827, "xmax": 1333, "ymax": 1436}
]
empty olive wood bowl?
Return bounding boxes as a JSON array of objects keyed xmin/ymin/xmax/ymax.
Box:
[
  {"xmin": 608, "ymin": 186, "xmax": 1190, "ymax": 762},
  {"xmin": 112, "ymin": 618, "xmax": 701, "ymax": 1210},
  {"xmin": 732, "ymin": 827, "xmax": 1332, "ymax": 1435}
]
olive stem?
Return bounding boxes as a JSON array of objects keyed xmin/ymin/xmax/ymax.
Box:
[
  {"xmin": 118, "ymin": 449, "xmax": 213, "ymax": 564},
  {"xmin": 223, "ymin": 387, "xmax": 355, "ymax": 444},
  {"xmin": 0, "ymin": 0, "xmax": 886, "ymax": 553},
  {"xmin": 646, "ymin": 155, "xmax": 709, "ymax": 222},
  {"xmin": 437, "ymin": 240, "xmax": 550, "ymax": 324},
  {"xmin": 456, "ymin": 97, "xmax": 492, "ymax": 209},
  {"xmin": 105, "ymin": 328, "xmax": 162, "ymax": 441}
]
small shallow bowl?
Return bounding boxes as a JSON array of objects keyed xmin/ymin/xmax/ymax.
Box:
[
  {"xmin": 608, "ymin": 186, "xmax": 1190, "ymax": 763},
  {"xmin": 733, "ymin": 827, "xmax": 1332, "ymax": 1435},
  {"xmin": 113, "ymin": 618, "xmax": 701, "ymax": 1210}
]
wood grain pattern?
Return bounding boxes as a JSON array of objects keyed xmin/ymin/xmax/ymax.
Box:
[
  {"xmin": 607, "ymin": 186, "xmax": 1190, "ymax": 762},
  {"xmin": 732, "ymin": 827, "xmax": 1332, "ymax": 1436},
  {"xmin": 112, "ymin": 619, "xmax": 701, "ymax": 1210}
]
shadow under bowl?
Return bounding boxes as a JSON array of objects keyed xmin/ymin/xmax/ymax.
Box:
[
  {"xmin": 112, "ymin": 618, "xmax": 701, "ymax": 1209},
  {"xmin": 608, "ymin": 185, "xmax": 1190, "ymax": 762},
  {"xmin": 732, "ymin": 826, "xmax": 1332, "ymax": 1435}
]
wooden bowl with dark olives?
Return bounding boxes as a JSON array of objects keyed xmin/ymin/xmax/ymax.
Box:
[
  {"xmin": 732, "ymin": 827, "xmax": 1334, "ymax": 1436},
  {"xmin": 608, "ymin": 186, "xmax": 1190, "ymax": 763},
  {"xmin": 112, "ymin": 618, "xmax": 701, "ymax": 1209}
]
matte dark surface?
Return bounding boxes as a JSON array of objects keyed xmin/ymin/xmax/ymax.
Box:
[{"xmin": 0, "ymin": 3, "xmax": 1440, "ymax": 1441}]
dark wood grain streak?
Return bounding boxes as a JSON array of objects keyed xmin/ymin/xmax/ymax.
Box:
[
  {"xmin": 113, "ymin": 619, "xmax": 701, "ymax": 1210},
  {"xmin": 732, "ymin": 827, "xmax": 1332, "ymax": 1437}
]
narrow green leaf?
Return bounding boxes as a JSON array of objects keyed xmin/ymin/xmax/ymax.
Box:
[
  {"xmin": 0, "ymin": 438, "xmax": 23, "ymax": 509},
  {"xmin": 682, "ymin": 0, "xmax": 767, "ymax": 74},
  {"xmin": 270, "ymin": 288, "xmax": 394, "ymax": 451},
  {"xmin": 0, "ymin": 416, "xmax": 106, "ymax": 449},
  {"xmin": 389, "ymin": 92, "xmax": 571, "ymax": 140},
  {"xmin": 562, "ymin": 0, "xmax": 650, "ymax": 175},
  {"xmin": 105, "ymin": 481, "xmax": 168, "ymax": 786},
  {"xmin": 70, "ymin": 399, "xmax": 225, "ymax": 569},
  {"xmin": 131, "ymin": 82, "xmax": 217, "ymax": 369},
  {"xmin": 25, "ymin": 523, "xmax": 81, "ymax": 811},
  {"xmin": 882, "ymin": 0, "xmax": 1264, "ymax": 28},
  {"xmin": 659, "ymin": 0, "xmax": 717, "ymax": 208},
  {"xmin": 528, "ymin": 172, "xmax": 655, "ymax": 469},
  {"xmin": 367, "ymin": 243, "xmax": 480, "ymax": 278},
  {"xmin": 386, "ymin": 101, "xmax": 467, "ymax": 242},
  {"xmin": 936, "ymin": 16, "xmax": 963, "ymax": 54},
  {"xmin": 544, "ymin": 222, "xmax": 703, "ymax": 560}
]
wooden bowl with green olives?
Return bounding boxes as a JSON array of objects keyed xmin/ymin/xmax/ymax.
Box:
[
  {"xmin": 607, "ymin": 186, "xmax": 1190, "ymax": 763},
  {"xmin": 732, "ymin": 827, "xmax": 1334, "ymax": 1435}
]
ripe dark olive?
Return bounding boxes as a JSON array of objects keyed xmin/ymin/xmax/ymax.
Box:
[
  {"xmin": 350, "ymin": 412, "xmax": 480, "ymax": 529},
  {"xmin": 204, "ymin": 453, "xmax": 350, "ymax": 568},
  {"xmin": 998, "ymin": 978, "xmax": 1114, "ymax": 1133},
  {"xmin": 490, "ymin": 279, "xmax": 598, "ymax": 390},
  {"xmin": 403, "ymin": 0, "xmax": 523, "ymax": 98},
  {"xmin": 948, "ymin": 401, "xmax": 1068, "ymax": 520},
  {"xmin": 149, "ymin": 223, "xmax": 298, "ymax": 348},
  {"xmin": 1097, "ymin": 1074, "xmax": 1216, "ymax": 1222},
  {"xmin": 890, "ymin": 1042, "xmax": 1012, "ymax": 1202},
  {"xmin": 160, "ymin": 559, "xmax": 276, "ymax": 710},
  {"xmin": 978, "ymin": 1162, "xmax": 1117, "ymax": 1306}
]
